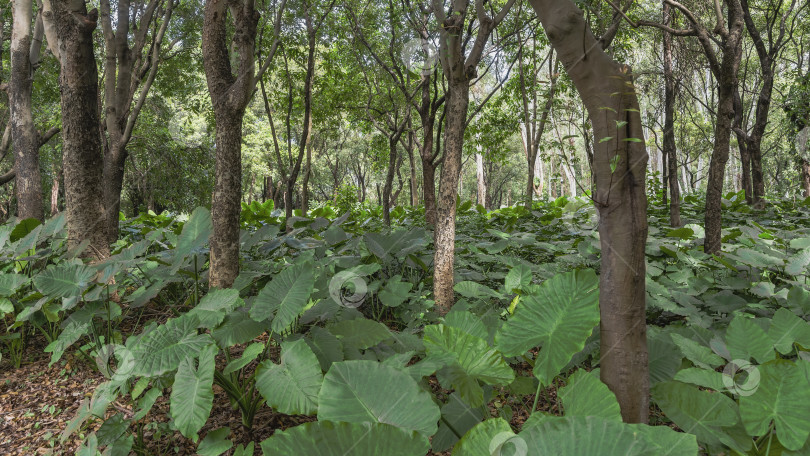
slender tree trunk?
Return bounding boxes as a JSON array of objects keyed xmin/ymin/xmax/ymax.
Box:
[
  {"xmin": 704, "ymin": 2, "xmax": 744, "ymax": 254},
  {"xmin": 475, "ymin": 149, "xmax": 486, "ymax": 208},
  {"xmin": 49, "ymin": 0, "xmax": 108, "ymax": 259},
  {"xmin": 662, "ymin": 2, "xmax": 681, "ymax": 227},
  {"xmin": 733, "ymin": 89, "xmax": 753, "ymax": 203},
  {"xmin": 406, "ymin": 129, "xmax": 418, "ymax": 206},
  {"xmin": 302, "ymin": 140, "xmax": 311, "ymax": 213},
  {"xmin": 10, "ymin": 0, "xmax": 44, "ymax": 221},
  {"xmin": 530, "ymin": 0, "xmax": 649, "ymax": 423},
  {"xmin": 382, "ymin": 137, "xmax": 398, "ymax": 226},
  {"xmin": 802, "ymin": 159, "xmax": 810, "ymax": 197},
  {"xmin": 50, "ymin": 162, "xmax": 61, "ymax": 216}
]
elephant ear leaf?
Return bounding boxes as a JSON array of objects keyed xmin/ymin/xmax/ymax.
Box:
[
  {"xmin": 739, "ymin": 361, "xmax": 810, "ymax": 451},
  {"xmin": 170, "ymin": 344, "xmax": 217, "ymax": 441},
  {"xmin": 495, "ymin": 269, "xmax": 599, "ymax": 386},
  {"xmin": 255, "ymin": 339, "xmax": 323, "ymax": 415},
  {"xmin": 317, "ymin": 360, "xmax": 440, "ymax": 436},
  {"xmin": 259, "ymin": 421, "xmax": 429, "ymax": 456}
]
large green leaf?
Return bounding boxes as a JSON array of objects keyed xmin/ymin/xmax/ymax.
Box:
[
  {"xmin": 725, "ymin": 315, "xmax": 775, "ymax": 364},
  {"xmin": 670, "ymin": 333, "xmax": 725, "ymax": 369},
  {"xmin": 378, "ymin": 276, "xmax": 412, "ymax": 307},
  {"xmin": 424, "ymin": 324, "xmax": 513, "ymax": 406},
  {"xmin": 768, "ymin": 308, "xmax": 810, "ymax": 354},
  {"xmin": 519, "ymin": 416, "xmax": 688, "ymax": 455},
  {"xmin": 558, "ymin": 369, "xmax": 621, "ymax": 421},
  {"xmin": 259, "ymin": 421, "xmax": 429, "ymax": 456},
  {"xmin": 34, "ymin": 263, "xmax": 96, "ymax": 298},
  {"xmin": 328, "ymin": 318, "xmax": 391, "ymax": 350},
  {"xmin": 317, "ymin": 360, "xmax": 440, "ymax": 436},
  {"xmin": 652, "ymin": 381, "xmax": 744, "ymax": 450},
  {"xmin": 452, "ymin": 418, "xmax": 514, "ymax": 456},
  {"xmin": 170, "ymin": 344, "xmax": 216, "ymax": 440},
  {"xmin": 211, "ymin": 310, "xmax": 267, "ymax": 347},
  {"xmin": 131, "ymin": 316, "xmax": 213, "ymax": 376},
  {"xmin": 432, "ymin": 392, "xmax": 484, "ymax": 452},
  {"xmin": 255, "ymin": 339, "xmax": 323, "ymax": 415},
  {"xmin": 495, "ymin": 269, "xmax": 599, "ymax": 385},
  {"xmin": 0, "ymin": 273, "xmax": 29, "ymax": 297},
  {"xmin": 171, "ymin": 207, "xmax": 212, "ymax": 272},
  {"xmin": 187, "ymin": 288, "xmax": 243, "ymax": 329},
  {"xmin": 250, "ymin": 263, "xmax": 315, "ymax": 333},
  {"xmin": 739, "ymin": 360, "xmax": 810, "ymax": 451},
  {"xmin": 10, "ymin": 218, "xmax": 41, "ymax": 243}
]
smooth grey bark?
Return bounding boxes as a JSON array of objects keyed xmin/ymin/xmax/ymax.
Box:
[
  {"xmin": 10, "ymin": 0, "xmax": 45, "ymax": 221},
  {"xmin": 529, "ymin": 0, "xmax": 650, "ymax": 423},
  {"xmin": 99, "ymin": 0, "xmax": 174, "ymax": 243}
]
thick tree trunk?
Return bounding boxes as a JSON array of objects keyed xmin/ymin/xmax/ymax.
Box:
[
  {"xmin": 202, "ymin": 0, "xmax": 259, "ymax": 288},
  {"xmin": 433, "ymin": 82, "xmax": 468, "ymax": 313},
  {"xmin": 662, "ymin": 2, "xmax": 681, "ymax": 227},
  {"xmin": 529, "ymin": 0, "xmax": 649, "ymax": 423},
  {"xmin": 10, "ymin": 0, "xmax": 44, "ymax": 221},
  {"xmin": 50, "ymin": 0, "xmax": 108, "ymax": 259}
]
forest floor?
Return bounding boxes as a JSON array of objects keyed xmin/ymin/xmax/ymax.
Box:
[
  {"xmin": 0, "ymin": 333, "xmax": 470, "ymax": 455},
  {"xmin": 0, "ymin": 332, "xmax": 565, "ymax": 455}
]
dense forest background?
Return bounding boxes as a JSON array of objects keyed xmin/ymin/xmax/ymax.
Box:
[{"xmin": 1, "ymin": 0, "xmax": 810, "ymax": 455}]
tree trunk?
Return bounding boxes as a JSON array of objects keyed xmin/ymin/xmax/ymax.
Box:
[
  {"xmin": 475, "ymin": 149, "xmax": 486, "ymax": 208},
  {"xmin": 202, "ymin": 0, "xmax": 259, "ymax": 288},
  {"xmin": 10, "ymin": 0, "xmax": 44, "ymax": 221},
  {"xmin": 662, "ymin": 2, "xmax": 681, "ymax": 227},
  {"xmin": 302, "ymin": 139, "xmax": 311, "ymax": 213},
  {"xmin": 50, "ymin": 0, "xmax": 108, "ymax": 259},
  {"xmin": 529, "ymin": 0, "xmax": 649, "ymax": 423},
  {"xmin": 802, "ymin": 159, "xmax": 810, "ymax": 198},
  {"xmin": 433, "ymin": 81, "xmax": 468, "ymax": 313},
  {"xmin": 703, "ymin": 2, "xmax": 744, "ymax": 254},
  {"xmin": 50, "ymin": 162, "xmax": 61, "ymax": 216},
  {"xmin": 383, "ymin": 137, "xmax": 398, "ymax": 226},
  {"xmin": 99, "ymin": 0, "xmax": 173, "ymax": 243},
  {"xmin": 733, "ymin": 89, "xmax": 753, "ymax": 203}
]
